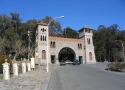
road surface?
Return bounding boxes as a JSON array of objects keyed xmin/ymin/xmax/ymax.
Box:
[{"xmin": 48, "ymin": 63, "xmax": 125, "ymax": 90}]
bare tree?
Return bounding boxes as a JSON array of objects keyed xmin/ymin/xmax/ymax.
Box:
[{"xmin": 12, "ymin": 39, "xmax": 27, "ymax": 61}]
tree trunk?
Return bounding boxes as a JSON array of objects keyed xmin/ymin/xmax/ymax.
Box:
[{"xmin": 13, "ymin": 54, "xmax": 17, "ymax": 61}]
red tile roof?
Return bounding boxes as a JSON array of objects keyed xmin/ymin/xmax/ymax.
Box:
[
  {"xmin": 83, "ymin": 25, "xmax": 92, "ymax": 30},
  {"xmin": 49, "ymin": 36, "xmax": 84, "ymax": 43},
  {"xmin": 78, "ymin": 25, "xmax": 93, "ymax": 32},
  {"xmin": 38, "ymin": 21, "xmax": 48, "ymax": 26}
]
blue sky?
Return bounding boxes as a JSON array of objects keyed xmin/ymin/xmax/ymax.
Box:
[{"xmin": 0, "ymin": 0, "xmax": 125, "ymax": 30}]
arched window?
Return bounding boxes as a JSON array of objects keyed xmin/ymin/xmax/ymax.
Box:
[
  {"xmin": 87, "ymin": 38, "xmax": 91, "ymax": 44},
  {"xmin": 50, "ymin": 41, "xmax": 56, "ymax": 48},
  {"xmin": 42, "ymin": 50, "xmax": 46, "ymax": 59},
  {"xmin": 43, "ymin": 28, "xmax": 44, "ymax": 32},
  {"xmin": 78, "ymin": 43, "xmax": 79, "ymax": 48},
  {"xmin": 41, "ymin": 28, "xmax": 46, "ymax": 32},
  {"xmin": 89, "ymin": 52, "xmax": 92, "ymax": 60},
  {"xmin": 41, "ymin": 35, "xmax": 42, "ymax": 41},
  {"xmin": 50, "ymin": 41, "xmax": 52, "ymax": 45},
  {"xmin": 42, "ymin": 36, "xmax": 44, "ymax": 41},
  {"xmin": 78, "ymin": 43, "xmax": 82, "ymax": 49},
  {"xmin": 80, "ymin": 44, "xmax": 82, "ymax": 49},
  {"xmin": 88, "ymin": 30, "xmax": 91, "ymax": 33},
  {"xmin": 44, "ymin": 36, "xmax": 46, "ymax": 41},
  {"xmin": 53, "ymin": 42, "xmax": 55, "ymax": 47}
]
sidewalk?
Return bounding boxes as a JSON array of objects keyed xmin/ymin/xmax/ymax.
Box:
[{"xmin": 0, "ymin": 66, "xmax": 51, "ymax": 90}]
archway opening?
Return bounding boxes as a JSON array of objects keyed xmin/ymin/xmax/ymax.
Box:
[{"xmin": 58, "ymin": 47, "xmax": 76, "ymax": 62}]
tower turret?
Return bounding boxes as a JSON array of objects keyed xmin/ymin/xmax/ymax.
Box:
[
  {"xmin": 35, "ymin": 21, "xmax": 50, "ymax": 64},
  {"xmin": 78, "ymin": 26, "xmax": 96, "ymax": 64}
]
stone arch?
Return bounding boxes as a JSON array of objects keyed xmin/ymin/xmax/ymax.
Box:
[
  {"xmin": 58, "ymin": 47, "xmax": 76, "ymax": 62},
  {"xmin": 89, "ymin": 52, "xmax": 92, "ymax": 60}
]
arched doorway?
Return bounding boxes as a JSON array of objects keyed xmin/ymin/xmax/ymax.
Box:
[
  {"xmin": 89, "ymin": 52, "xmax": 92, "ymax": 60},
  {"xmin": 42, "ymin": 50, "xmax": 46, "ymax": 59},
  {"xmin": 58, "ymin": 47, "xmax": 76, "ymax": 62}
]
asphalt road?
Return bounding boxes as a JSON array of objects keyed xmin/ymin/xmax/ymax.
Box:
[{"xmin": 48, "ymin": 63, "xmax": 125, "ymax": 90}]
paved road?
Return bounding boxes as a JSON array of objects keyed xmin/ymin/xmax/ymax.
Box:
[{"xmin": 48, "ymin": 63, "xmax": 125, "ymax": 90}]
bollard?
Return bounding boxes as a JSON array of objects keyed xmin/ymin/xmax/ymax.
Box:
[
  {"xmin": 2, "ymin": 59, "xmax": 10, "ymax": 80},
  {"xmin": 22, "ymin": 62, "xmax": 26, "ymax": 73},
  {"xmin": 31, "ymin": 57, "xmax": 35, "ymax": 70},
  {"xmin": 13, "ymin": 61, "xmax": 18, "ymax": 76},
  {"xmin": 27, "ymin": 62, "xmax": 31, "ymax": 71}
]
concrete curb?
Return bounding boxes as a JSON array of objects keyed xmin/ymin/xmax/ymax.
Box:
[{"xmin": 42, "ymin": 72, "xmax": 52, "ymax": 90}]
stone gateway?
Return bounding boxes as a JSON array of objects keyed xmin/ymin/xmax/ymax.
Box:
[{"xmin": 35, "ymin": 22, "xmax": 96, "ymax": 65}]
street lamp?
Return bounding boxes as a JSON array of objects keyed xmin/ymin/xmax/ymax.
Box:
[
  {"xmin": 115, "ymin": 40, "xmax": 125, "ymax": 62},
  {"xmin": 28, "ymin": 31, "xmax": 32, "ymax": 61},
  {"xmin": 28, "ymin": 31, "xmax": 30, "ymax": 61},
  {"xmin": 46, "ymin": 16, "xmax": 64, "ymax": 73}
]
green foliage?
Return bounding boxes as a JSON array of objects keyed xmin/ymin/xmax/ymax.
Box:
[
  {"xmin": 93, "ymin": 24, "xmax": 125, "ymax": 62},
  {"xmin": 107, "ymin": 62, "xmax": 125, "ymax": 72},
  {"xmin": 63, "ymin": 27, "xmax": 78, "ymax": 39},
  {"xmin": 42, "ymin": 16, "xmax": 62, "ymax": 36}
]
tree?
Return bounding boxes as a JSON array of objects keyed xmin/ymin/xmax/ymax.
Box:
[
  {"xmin": 0, "ymin": 37, "xmax": 5, "ymax": 53},
  {"xmin": 0, "ymin": 14, "xmax": 11, "ymax": 38},
  {"xmin": 10, "ymin": 12, "xmax": 21, "ymax": 34},
  {"xmin": 42, "ymin": 16, "xmax": 63, "ymax": 36},
  {"xmin": 63, "ymin": 27, "xmax": 78, "ymax": 38},
  {"xmin": 93, "ymin": 24, "xmax": 125, "ymax": 62},
  {"xmin": 12, "ymin": 39, "xmax": 27, "ymax": 60}
]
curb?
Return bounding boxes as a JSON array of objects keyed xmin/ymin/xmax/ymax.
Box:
[{"xmin": 42, "ymin": 72, "xmax": 52, "ymax": 90}]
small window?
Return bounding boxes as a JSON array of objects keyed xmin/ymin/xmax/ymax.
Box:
[
  {"xmin": 43, "ymin": 28, "xmax": 44, "ymax": 32},
  {"xmin": 43, "ymin": 36, "xmax": 44, "ymax": 41},
  {"xmin": 87, "ymin": 38, "xmax": 91, "ymax": 44},
  {"xmin": 80, "ymin": 44, "xmax": 82, "ymax": 49},
  {"xmin": 78, "ymin": 43, "xmax": 79, "ymax": 47},
  {"xmin": 85, "ymin": 29, "xmax": 87, "ymax": 32},
  {"xmin": 50, "ymin": 41, "xmax": 52, "ymax": 45},
  {"xmin": 53, "ymin": 42, "xmax": 55, "ymax": 47},
  {"xmin": 88, "ymin": 30, "xmax": 91, "ymax": 33},
  {"xmin": 41, "ymin": 35, "xmax": 42, "ymax": 41},
  {"xmin": 78, "ymin": 43, "xmax": 82, "ymax": 49},
  {"xmin": 44, "ymin": 36, "xmax": 46, "ymax": 41},
  {"xmin": 50, "ymin": 41, "xmax": 56, "ymax": 48},
  {"xmin": 41, "ymin": 28, "xmax": 46, "ymax": 32}
]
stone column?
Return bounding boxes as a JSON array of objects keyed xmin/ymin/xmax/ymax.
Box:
[
  {"xmin": 27, "ymin": 62, "xmax": 31, "ymax": 71},
  {"xmin": 13, "ymin": 61, "xmax": 18, "ymax": 76},
  {"xmin": 22, "ymin": 62, "xmax": 26, "ymax": 73},
  {"xmin": 56, "ymin": 57, "xmax": 59, "ymax": 66},
  {"xmin": 2, "ymin": 59, "xmax": 10, "ymax": 80},
  {"xmin": 31, "ymin": 57, "xmax": 35, "ymax": 70}
]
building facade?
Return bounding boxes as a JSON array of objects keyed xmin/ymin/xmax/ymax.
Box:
[{"xmin": 35, "ymin": 22, "xmax": 96, "ymax": 64}]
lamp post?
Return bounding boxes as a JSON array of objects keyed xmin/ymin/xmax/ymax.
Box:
[
  {"xmin": 46, "ymin": 16, "xmax": 64, "ymax": 73},
  {"xmin": 28, "ymin": 31, "xmax": 31, "ymax": 61},
  {"xmin": 115, "ymin": 40, "xmax": 125, "ymax": 62}
]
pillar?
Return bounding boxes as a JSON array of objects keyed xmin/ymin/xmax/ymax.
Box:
[
  {"xmin": 2, "ymin": 59, "xmax": 10, "ymax": 80},
  {"xmin": 22, "ymin": 62, "xmax": 26, "ymax": 73},
  {"xmin": 27, "ymin": 62, "xmax": 31, "ymax": 71},
  {"xmin": 31, "ymin": 57, "xmax": 35, "ymax": 70},
  {"xmin": 13, "ymin": 61, "xmax": 18, "ymax": 76}
]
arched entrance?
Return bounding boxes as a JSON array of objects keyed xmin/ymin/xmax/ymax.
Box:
[{"xmin": 58, "ymin": 47, "xmax": 76, "ymax": 62}]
